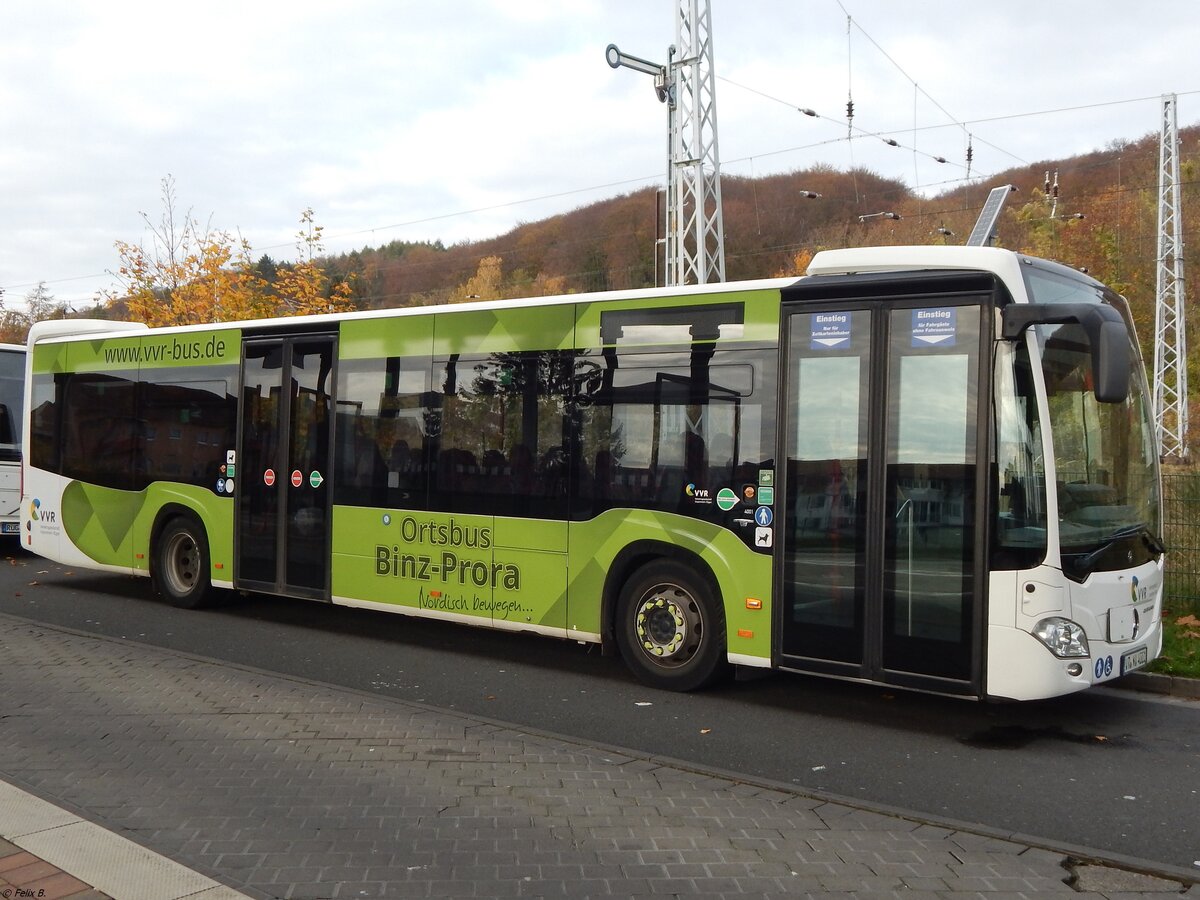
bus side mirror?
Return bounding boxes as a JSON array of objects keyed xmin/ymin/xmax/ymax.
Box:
[
  {"xmin": 1001, "ymin": 302, "xmax": 1130, "ymax": 404},
  {"xmin": 1093, "ymin": 319, "xmax": 1130, "ymax": 404}
]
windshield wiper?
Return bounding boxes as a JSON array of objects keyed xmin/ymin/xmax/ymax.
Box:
[
  {"xmin": 1064, "ymin": 523, "xmax": 1165, "ymax": 579},
  {"xmin": 1103, "ymin": 522, "xmax": 1165, "ymax": 555}
]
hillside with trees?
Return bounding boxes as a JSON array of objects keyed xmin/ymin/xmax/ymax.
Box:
[
  {"xmin": 4, "ymin": 125, "xmax": 1195, "ymax": 436},
  {"xmin": 333, "ymin": 127, "xmax": 1195, "ymax": 339}
]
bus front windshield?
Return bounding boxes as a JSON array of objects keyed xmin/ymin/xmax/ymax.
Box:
[{"xmin": 1037, "ymin": 320, "xmax": 1161, "ymax": 578}]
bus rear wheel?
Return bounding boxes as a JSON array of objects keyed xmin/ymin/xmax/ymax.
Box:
[
  {"xmin": 154, "ymin": 516, "xmax": 213, "ymax": 609},
  {"xmin": 616, "ymin": 560, "xmax": 727, "ymax": 691}
]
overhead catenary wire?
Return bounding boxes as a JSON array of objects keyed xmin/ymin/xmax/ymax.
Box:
[
  {"xmin": 4, "ymin": 80, "xmax": 1199, "ymax": 302},
  {"xmin": 5, "ymin": 116, "xmax": 1189, "ymax": 301},
  {"xmin": 833, "ymin": 0, "xmax": 1001, "ymax": 171},
  {"xmin": 716, "ymin": 73, "xmax": 974, "ymax": 172}
]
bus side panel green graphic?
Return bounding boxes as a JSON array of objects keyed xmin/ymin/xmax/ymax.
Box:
[
  {"xmin": 340, "ymin": 315, "xmax": 433, "ymax": 360},
  {"xmin": 37, "ymin": 329, "xmax": 242, "ymax": 375},
  {"xmin": 331, "ymin": 507, "xmax": 570, "ymax": 630},
  {"xmin": 331, "ymin": 504, "xmax": 770, "ymax": 658},
  {"xmin": 432, "ymin": 304, "xmax": 576, "ymax": 356},
  {"xmin": 566, "ymin": 509, "xmax": 772, "ymax": 661},
  {"xmin": 61, "ymin": 481, "xmax": 233, "ymax": 578},
  {"xmin": 31, "ymin": 341, "xmax": 69, "ymax": 376},
  {"xmin": 573, "ymin": 288, "xmax": 782, "ymax": 349}
]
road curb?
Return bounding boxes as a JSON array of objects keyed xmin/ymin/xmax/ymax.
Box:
[
  {"xmin": 0, "ymin": 780, "xmax": 254, "ymax": 900},
  {"xmin": 1113, "ymin": 670, "xmax": 1200, "ymax": 699}
]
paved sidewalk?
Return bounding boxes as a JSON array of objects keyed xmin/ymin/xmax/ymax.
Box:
[
  {"xmin": 0, "ymin": 784, "xmax": 246, "ymax": 900},
  {"xmin": 1, "ymin": 832, "xmax": 109, "ymax": 900},
  {"xmin": 0, "ymin": 614, "xmax": 1196, "ymax": 900}
]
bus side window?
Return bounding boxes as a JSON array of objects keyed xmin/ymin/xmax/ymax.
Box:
[
  {"xmin": 334, "ymin": 357, "xmax": 431, "ymax": 510},
  {"xmin": 29, "ymin": 375, "xmax": 62, "ymax": 475},
  {"xmin": 60, "ymin": 373, "xmax": 137, "ymax": 491},
  {"xmin": 575, "ymin": 347, "xmax": 770, "ymax": 521},
  {"xmin": 137, "ymin": 373, "xmax": 236, "ymax": 490},
  {"xmin": 431, "ymin": 351, "xmax": 570, "ymax": 518}
]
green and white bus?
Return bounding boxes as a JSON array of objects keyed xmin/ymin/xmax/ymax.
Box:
[{"xmin": 22, "ymin": 246, "xmax": 1164, "ymax": 700}]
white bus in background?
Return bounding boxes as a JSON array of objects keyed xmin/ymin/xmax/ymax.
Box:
[{"xmin": 0, "ymin": 344, "xmax": 25, "ymax": 535}]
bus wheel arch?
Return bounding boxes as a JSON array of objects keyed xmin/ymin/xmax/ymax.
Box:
[
  {"xmin": 607, "ymin": 545, "xmax": 729, "ymax": 691},
  {"xmin": 150, "ymin": 507, "xmax": 213, "ymax": 609}
]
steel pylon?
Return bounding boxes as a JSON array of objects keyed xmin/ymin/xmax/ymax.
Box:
[
  {"xmin": 668, "ymin": 0, "xmax": 726, "ymax": 286},
  {"xmin": 1153, "ymin": 93, "xmax": 1189, "ymax": 461}
]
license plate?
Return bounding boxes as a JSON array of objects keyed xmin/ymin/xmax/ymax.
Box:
[
  {"xmin": 0, "ymin": 522, "xmax": 18, "ymax": 534},
  {"xmin": 1121, "ymin": 646, "xmax": 1149, "ymax": 676}
]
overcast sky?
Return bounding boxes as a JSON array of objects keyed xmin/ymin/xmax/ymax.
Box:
[{"xmin": 2, "ymin": 0, "xmax": 1197, "ymax": 308}]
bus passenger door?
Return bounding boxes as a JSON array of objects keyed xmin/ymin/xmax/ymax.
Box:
[
  {"xmin": 235, "ymin": 335, "xmax": 336, "ymax": 601},
  {"xmin": 777, "ymin": 301, "xmax": 985, "ymax": 694}
]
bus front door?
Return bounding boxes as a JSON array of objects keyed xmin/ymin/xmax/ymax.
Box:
[
  {"xmin": 235, "ymin": 335, "xmax": 336, "ymax": 601},
  {"xmin": 777, "ymin": 301, "xmax": 986, "ymax": 695}
]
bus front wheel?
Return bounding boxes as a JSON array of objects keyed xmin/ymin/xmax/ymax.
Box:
[
  {"xmin": 616, "ymin": 560, "xmax": 727, "ymax": 691},
  {"xmin": 154, "ymin": 516, "xmax": 213, "ymax": 609}
]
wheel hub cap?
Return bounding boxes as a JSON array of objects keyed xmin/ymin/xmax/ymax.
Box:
[{"xmin": 635, "ymin": 586, "xmax": 701, "ymax": 663}]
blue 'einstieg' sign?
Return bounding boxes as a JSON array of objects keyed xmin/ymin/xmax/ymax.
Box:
[
  {"xmin": 911, "ymin": 307, "xmax": 956, "ymax": 347},
  {"xmin": 810, "ymin": 312, "xmax": 851, "ymax": 350}
]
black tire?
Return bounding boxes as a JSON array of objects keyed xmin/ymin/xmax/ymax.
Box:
[
  {"xmin": 615, "ymin": 559, "xmax": 728, "ymax": 691},
  {"xmin": 153, "ymin": 516, "xmax": 213, "ymax": 609}
]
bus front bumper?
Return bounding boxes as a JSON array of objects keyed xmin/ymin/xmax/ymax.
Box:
[{"xmin": 985, "ymin": 622, "xmax": 1162, "ymax": 701}]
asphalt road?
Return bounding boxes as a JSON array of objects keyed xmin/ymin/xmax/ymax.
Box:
[{"xmin": 1, "ymin": 544, "xmax": 1196, "ymax": 874}]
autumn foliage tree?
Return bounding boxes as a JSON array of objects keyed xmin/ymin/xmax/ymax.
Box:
[
  {"xmin": 773, "ymin": 248, "xmax": 816, "ymax": 278},
  {"xmin": 110, "ymin": 176, "xmax": 274, "ymax": 326},
  {"xmin": 0, "ymin": 282, "xmax": 75, "ymax": 343},
  {"xmin": 110, "ymin": 178, "xmax": 354, "ymax": 325},
  {"xmin": 458, "ymin": 255, "xmax": 506, "ymax": 302},
  {"xmin": 273, "ymin": 208, "xmax": 356, "ymax": 315}
]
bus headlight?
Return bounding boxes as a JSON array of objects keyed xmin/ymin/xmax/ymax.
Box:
[{"xmin": 1033, "ymin": 617, "xmax": 1090, "ymax": 658}]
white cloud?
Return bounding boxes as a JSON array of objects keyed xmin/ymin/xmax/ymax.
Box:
[{"xmin": 1, "ymin": 0, "xmax": 1197, "ymax": 305}]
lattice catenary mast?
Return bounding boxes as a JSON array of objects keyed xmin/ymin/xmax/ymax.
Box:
[
  {"xmin": 1152, "ymin": 93, "xmax": 1189, "ymax": 461},
  {"xmin": 606, "ymin": 0, "xmax": 726, "ymax": 286}
]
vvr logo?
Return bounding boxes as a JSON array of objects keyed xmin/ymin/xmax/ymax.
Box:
[
  {"xmin": 1130, "ymin": 575, "xmax": 1150, "ymax": 604},
  {"xmin": 30, "ymin": 498, "xmax": 55, "ymax": 523}
]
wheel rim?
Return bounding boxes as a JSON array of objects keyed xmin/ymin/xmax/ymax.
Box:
[
  {"xmin": 163, "ymin": 531, "xmax": 199, "ymax": 596},
  {"xmin": 632, "ymin": 582, "xmax": 704, "ymax": 669}
]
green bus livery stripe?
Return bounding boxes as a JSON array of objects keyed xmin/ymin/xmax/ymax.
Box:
[
  {"xmin": 35, "ymin": 287, "xmax": 783, "ymax": 373},
  {"xmin": 61, "ymin": 480, "xmax": 233, "ymax": 577},
  {"xmin": 32, "ymin": 331, "xmax": 242, "ymax": 374},
  {"xmin": 338, "ymin": 289, "xmax": 783, "ymax": 360}
]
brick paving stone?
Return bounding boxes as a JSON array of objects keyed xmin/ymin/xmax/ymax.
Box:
[
  {"xmin": 0, "ymin": 848, "xmax": 38, "ymax": 872},
  {"xmin": 0, "ymin": 848, "xmax": 112, "ymax": 900},
  {"xmin": 0, "ymin": 617, "xmax": 1195, "ymax": 899}
]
